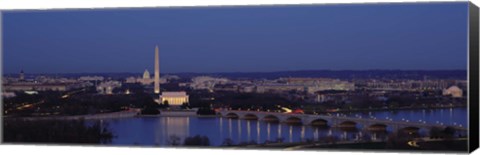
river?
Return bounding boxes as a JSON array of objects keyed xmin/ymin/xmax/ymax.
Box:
[{"xmin": 96, "ymin": 107, "xmax": 467, "ymax": 146}]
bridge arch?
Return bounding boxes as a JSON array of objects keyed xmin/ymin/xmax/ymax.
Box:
[
  {"xmin": 285, "ymin": 116, "xmax": 302, "ymax": 125},
  {"xmin": 243, "ymin": 113, "xmax": 259, "ymax": 120},
  {"xmin": 225, "ymin": 113, "xmax": 239, "ymax": 119},
  {"xmin": 338, "ymin": 120, "xmax": 357, "ymax": 128},
  {"xmin": 310, "ymin": 119, "xmax": 328, "ymax": 126},
  {"xmin": 263, "ymin": 115, "xmax": 280, "ymax": 123},
  {"xmin": 400, "ymin": 126, "xmax": 420, "ymax": 135},
  {"xmin": 367, "ymin": 123, "xmax": 388, "ymax": 132}
]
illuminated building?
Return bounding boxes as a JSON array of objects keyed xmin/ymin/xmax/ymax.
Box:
[
  {"xmin": 125, "ymin": 77, "xmax": 137, "ymax": 83},
  {"xmin": 124, "ymin": 69, "xmax": 166, "ymax": 85},
  {"xmin": 2, "ymin": 92, "xmax": 16, "ymax": 98},
  {"xmin": 255, "ymin": 78, "xmax": 354, "ymax": 94},
  {"xmin": 160, "ymin": 91, "xmax": 189, "ymax": 106},
  {"xmin": 363, "ymin": 79, "xmax": 458, "ymax": 91},
  {"xmin": 442, "ymin": 85, "xmax": 463, "ymax": 98},
  {"xmin": 78, "ymin": 76, "xmax": 104, "ymax": 81},
  {"xmin": 190, "ymin": 76, "xmax": 229, "ymax": 91},
  {"xmin": 138, "ymin": 69, "xmax": 155, "ymax": 85},
  {"xmin": 96, "ymin": 81, "xmax": 122, "ymax": 94},
  {"xmin": 143, "ymin": 69, "xmax": 151, "ymax": 79},
  {"xmin": 3, "ymin": 83, "xmax": 69, "ymax": 91}
]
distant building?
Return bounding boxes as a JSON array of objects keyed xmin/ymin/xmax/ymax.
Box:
[
  {"xmin": 124, "ymin": 69, "xmax": 166, "ymax": 85},
  {"xmin": 2, "ymin": 92, "xmax": 16, "ymax": 98},
  {"xmin": 213, "ymin": 83, "xmax": 239, "ymax": 92},
  {"xmin": 363, "ymin": 79, "xmax": 455, "ymax": 91},
  {"xmin": 256, "ymin": 78, "xmax": 354, "ymax": 94},
  {"xmin": 78, "ymin": 76, "xmax": 104, "ymax": 81},
  {"xmin": 163, "ymin": 75, "xmax": 180, "ymax": 80},
  {"xmin": 256, "ymin": 84, "xmax": 306, "ymax": 93},
  {"xmin": 442, "ymin": 86, "xmax": 463, "ymax": 98},
  {"xmin": 160, "ymin": 91, "xmax": 189, "ymax": 106},
  {"xmin": 97, "ymin": 81, "xmax": 122, "ymax": 94},
  {"xmin": 19, "ymin": 70, "xmax": 25, "ymax": 81},
  {"xmin": 125, "ymin": 77, "xmax": 137, "ymax": 83},
  {"xmin": 143, "ymin": 69, "xmax": 151, "ymax": 79},
  {"xmin": 190, "ymin": 76, "xmax": 229, "ymax": 91},
  {"xmin": 139, "ymin": 69, "xmax": 155, "ymax": 85},
  {"xmin": 3, "ymin": 82, "xmax": 69, "ymax": 91},
  {"xmin": 240, "ymin": 85, "xmax": 256, "ymax": 93}
]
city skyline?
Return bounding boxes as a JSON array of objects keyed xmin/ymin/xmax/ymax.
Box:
[
  {"xmin": 3, "ymin": 2, "xmax": 469, "ymax": 74},
  {"xmin": 1, "ymin": 2, "xmax": 475, "ymax": 152}
]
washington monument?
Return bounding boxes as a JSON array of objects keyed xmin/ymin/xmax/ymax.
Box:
[{"xmin": 154, "ymin": 45, "xmax": 160, "ymax": 94}]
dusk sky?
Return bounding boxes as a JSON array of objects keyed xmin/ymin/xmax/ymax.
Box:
[{"xmin": 3, "ymin": 2, "xmax": 468, "ymax": 74}]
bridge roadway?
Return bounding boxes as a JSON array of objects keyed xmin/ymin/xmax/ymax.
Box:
[{"xmin": 218, "ymin": 110, "xmax": 466, "ymax": 131}]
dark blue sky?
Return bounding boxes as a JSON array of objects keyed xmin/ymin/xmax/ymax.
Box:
[{"xmin": 3, "ymin": 2, "xmax": 469, "ymax": 74}]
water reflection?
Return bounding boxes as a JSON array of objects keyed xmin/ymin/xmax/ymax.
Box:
[
  {"xmin": 162, "ymin": 117, "xmax": 189, "ymax": 145},
  {"xmin": 247, "ymin": 120, "xmax": 251, "ymax": 142},
  {"xmin": 278, "ymin": 123, "xmax": 282, "ymax": 138},
  {"xmin": 228, "ymin": 118, "xmax": 232, "ymax": 139},
  {"xmin": 237, "ymin": 119, "xmax": 242, "ymax": 142},
  {"xmin": 257, "ymin": 121, "xmax": 260, "ymax": 143},
  {"xmin": 267, "ymin": 123, "xmax": 271, "ymax": 141},
  {"xmin": 289, "ymin": 125, "xmax": 293, "ymax": 143},
  {"xmin": 103, "ymin": 108, "xmax": 467, "ymax": 146},
  {"xmin": 301, "ymin": 126, "xmax": 305, "ymax": 141},
  {"xmin": 219, "ymin": 117, "xmax": 223, "ymax": 140}
]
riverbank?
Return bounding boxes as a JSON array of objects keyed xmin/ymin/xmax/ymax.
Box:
[
  {"xmin": 3, "ymin": 109, "xmax": 218, "ymax": 120},
  {"xmin": 159, "ymin": 109, "xmax": 197, "ymax": 117},
  {"xmin": 330, "ymin": 104, "xmax": 466, "ymax": 113},
  {"xmin": 298, "ymin": 139, "xmax": 467, "ymax": 152},
  {"xmin": 244, "ymin": 138, "xmax": 468, "ymax": 152},
  {"xmin": 4, "ymin": 110, "xmax": 140, "ymax": 121}
]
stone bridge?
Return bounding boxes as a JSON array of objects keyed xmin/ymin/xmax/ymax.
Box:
[{"xmin": 218, "ymin": 110, "xmax": 467, "ymax": 133}]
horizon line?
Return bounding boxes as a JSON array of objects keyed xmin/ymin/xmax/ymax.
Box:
[{"xmin": 2, "ymin": 69, "xmax": 468, "ymax": 75}]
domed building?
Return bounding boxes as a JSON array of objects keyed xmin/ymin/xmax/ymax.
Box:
[
  {"xmin": 125, "ymin": 69, "xmax": 166, "ymax": 85},
  {"xmin": 142, "ymin": 69, "xmax": 151, "ymax": 79},
  {"xmin": 442, "ymin": 86, "xmax": 463, "ymax": 98},
  {"xmin": 136, "ymin": 69, "xmax": 154, "ymax": 85}
]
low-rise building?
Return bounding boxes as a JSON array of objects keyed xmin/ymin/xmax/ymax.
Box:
[
  {"xmin": 160, "ymin": 91, "xmax": 189, "ymax": 106},
  {"xmin": 78, "ymin": 76, "xmax": 104, "ymax": 81},
  {"xmin": 97, "ymin": 81, "xmax": 122, "ymax": 94},
  {"xmin": 190, "ymin": 76, "xmax": 229, "ymax": 91},
  {"xmin": 442, "ymin": 85, "xmax": 463, "ymax": 98},
  {"xmin": 3, "ymin": 82, "xmax": 69, "ymax": 91},
  {"xmin": 255, "ymin": 77, "xmax": 354, "ymax": 94}
]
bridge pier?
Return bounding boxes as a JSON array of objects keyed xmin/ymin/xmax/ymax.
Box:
[{"xmin": 218, "ymin": 110, "xmax": 466, "ymax": 136}]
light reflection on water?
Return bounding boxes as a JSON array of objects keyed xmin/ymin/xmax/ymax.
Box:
[{"xmin": 100, "ymin": 107, "xmax": 467, "ymax": 146}]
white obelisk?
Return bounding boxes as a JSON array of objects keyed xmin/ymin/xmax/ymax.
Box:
[{"xmin": 154, "ymin": 45, "xmax": 160, "ymax": 94}]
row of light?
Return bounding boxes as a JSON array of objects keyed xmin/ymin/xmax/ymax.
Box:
[
  {"xmin": 356, "ymin": 115, "xmax": 464, "ymax": 127},
  {"xmin": 237, "ymin": 109, "xmax": 463, "ymax": 127}
]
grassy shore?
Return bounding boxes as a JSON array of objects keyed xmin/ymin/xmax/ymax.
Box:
[{"xmin": 300, "ymin": 139, "xmax": 467, "ymax": 152}]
